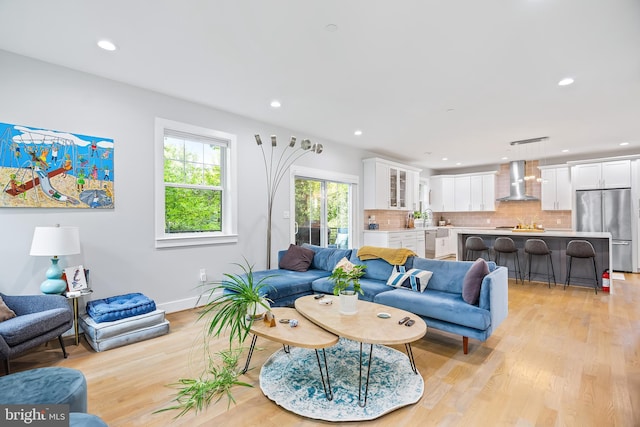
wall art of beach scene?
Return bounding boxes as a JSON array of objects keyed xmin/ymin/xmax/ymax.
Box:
[{"xmin": 0, "ymin": 121, "xmax": 114, "ymax": 208}]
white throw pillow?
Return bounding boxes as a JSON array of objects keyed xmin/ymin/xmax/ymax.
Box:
[{"xmin": 387, "ymin": 266, "xmax": 433, "ymax": 292}]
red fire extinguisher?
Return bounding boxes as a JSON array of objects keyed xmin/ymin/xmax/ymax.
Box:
[{"xmin": 602, "ymin": 269, "xmax": 610, "ymax": 293}]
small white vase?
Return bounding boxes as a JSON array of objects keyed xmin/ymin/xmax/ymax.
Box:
[
  {"xmin": 248, "ymin": 298, "xmax": 270, "ymax": 320},
  {"xmin": 339, "ymin": 290, "xmax": 358, "ymax": 315}
]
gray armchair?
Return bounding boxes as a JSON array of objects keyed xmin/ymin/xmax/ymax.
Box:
[{"xmin": 0, "ymin": 293, "xmax": 73, "ymax": 374}]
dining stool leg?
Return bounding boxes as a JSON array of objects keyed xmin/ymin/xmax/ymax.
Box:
[
  {"xmin": 564, "ymin": 257, "xmax": 572, "ymax": 290},
  {"xmin": 592, "ymin": 257, "xmax": 598, "ymax": 295}
]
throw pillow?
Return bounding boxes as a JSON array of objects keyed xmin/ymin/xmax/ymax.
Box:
[
  {"xmin": 333, "ymin": 256, "xmax": 356, "ymax": 273},
  {"xmin": 279, "ymin": 244, "xmax": 315, "ymax": 272},
  {"xmin": 462, "ymin": 258, "xmax": 489, "ymax": 305},
  {"xmin": 0, "ymin": 296, "xmax": 16, "ymax": 322},
  {"xmin": 387, "ymin": 266, "xmax": 433, "ymax": 292}
]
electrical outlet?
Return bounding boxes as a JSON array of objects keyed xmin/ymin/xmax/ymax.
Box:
[
  {"xmin": 486, "ymin": 218, "xmax": 491, "ymax": 224},
  {"xmin": 556, "ymin": 218, "xmax": 561, "ymax": 225},
  {"xmin": 199, "ymin": 268, "xmax": 207, "ymax": 282},
  {"xmin": 387, "ymin": 219, "xmax": 391, "ymax": 225},
  {"xmin": 283, "ymin": 210, "xmax": 290, "ymax": 219}
]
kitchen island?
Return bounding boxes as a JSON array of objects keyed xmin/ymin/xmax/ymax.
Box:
[{"xmin": 456, "ymin": 229, "xmax": 613, "ymax": 290}]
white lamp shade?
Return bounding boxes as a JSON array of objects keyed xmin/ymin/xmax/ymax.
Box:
[{"xmin": 30, "ymin": 226, "xmax": 81, "ymax": 256}]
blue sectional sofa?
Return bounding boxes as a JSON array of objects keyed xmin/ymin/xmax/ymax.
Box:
[{"xmin": 247, "ymin": 244, "xmax": 508, "ymax": 354}]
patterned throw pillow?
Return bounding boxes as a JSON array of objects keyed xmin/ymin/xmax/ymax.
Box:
[
  {"xmin": 0, "ymin": 296, "xmax": 16, "ymax": 322},
  {"xmin": 386, "ymin": 266, "xmax": 433, "ymax": 292}
]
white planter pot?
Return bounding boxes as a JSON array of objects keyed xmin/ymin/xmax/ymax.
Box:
[
  {"xmin": 339, "ymin": 290, "xmax": 358, "ymax": 315},
  {"xmin": 248, "ymin": 298, "xmax": 270, "ymax": 320}
]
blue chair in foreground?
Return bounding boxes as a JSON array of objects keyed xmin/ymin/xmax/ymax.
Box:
[{"xmin": 0, "ymin": 293, "xmax": 73, "ymax": 374}]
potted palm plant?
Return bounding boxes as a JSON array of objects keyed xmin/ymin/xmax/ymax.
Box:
[
  {"xmin": 330, "ymin": 263, "xmax": 366, "ymax": 315},
  {"xmin": 157, "ymin": 260, "xmax": 273, "ymax": 417}
]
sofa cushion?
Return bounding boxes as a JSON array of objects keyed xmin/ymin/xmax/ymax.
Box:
[
  {"xmin": 462, "ymin": 258, "xmax": 489, "ymax": 305},
  {"xmin": 279, "ymin": 244, "xmax": 315, "ymax": 272},
  {"xmin": 302, "ymin": 244, "xmax": 352, "ymax": 271},
  {"xmin": 248, "ymin": 268, "xmax": 331, "ymax": 302},
  {"xmin": 411, "ymin": 258, "xmax": 496, "ymax": 294},
  {"xmin": 0, "ymin": 296, "xmax": 16, "ymax": 322},
  {"xmin": 87, "ymin": 293, "xmax": 156, "ymax": 323},
  {"xmin": 311, "ymin": 277, "xmax": 393, "ymax": 302},
  {"xmin": 374, "ymin": 288, "xmax": 491, "ymax": 331},
  {"xmin": 349, "ymin": 253, "xmax": 397, "ymax": 281}
]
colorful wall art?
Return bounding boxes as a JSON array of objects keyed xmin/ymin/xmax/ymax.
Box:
[{"xmin": 0, "ymin": 121, "xmax": 114, "ymax": 208}]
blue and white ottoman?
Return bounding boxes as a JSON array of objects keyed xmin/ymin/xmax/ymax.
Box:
[{"xmin": 81, "ymin": 293, "xmax": 169, "ymax": 352}]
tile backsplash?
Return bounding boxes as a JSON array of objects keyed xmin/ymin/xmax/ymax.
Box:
[{"xmin": 365, "ymin": 161, "xmax": 572, "ymax": 230}]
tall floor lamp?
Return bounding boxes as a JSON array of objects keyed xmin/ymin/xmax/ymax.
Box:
[
  {"xmin": 30, "ymin": 225, "xmax": 81, "ymax": 294},
  {"xmin": 255, "ymin": 134, "xmax": 323, "ymax": 269}
]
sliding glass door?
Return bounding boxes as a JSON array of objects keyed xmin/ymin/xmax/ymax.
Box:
[{"xmin": 294, "ymin": 177, "xmax": 352, "ymax": 248}]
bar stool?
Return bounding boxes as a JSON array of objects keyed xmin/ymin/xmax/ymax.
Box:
[
  {"xmin": 493, "ymin": 237, "xmax": 523, "ymax": 283},
  {"xmin": 524, "ymin": 239, "xmax": 556, "ymax": 288},
  {"xmin": 565, "ymin": 240, "xmax": 599, "ymax": 294},
  {"xmin": 465, "ymin": 236, "xmax": 491, "ymax": 261}
]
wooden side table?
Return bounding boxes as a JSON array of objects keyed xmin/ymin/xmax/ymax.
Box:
[{"xmin": 65, "ymin": 289, "xmax": 93, "ymax": 345}]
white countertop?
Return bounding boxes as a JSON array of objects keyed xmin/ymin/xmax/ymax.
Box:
[{"xmin": 454, "ymin": 228, "xmax": 612, "ymax": 239}]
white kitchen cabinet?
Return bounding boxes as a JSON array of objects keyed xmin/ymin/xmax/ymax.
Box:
[
  {"xmin": 363, "ymin": 158, "xmax": 421, "ymax": 210},
  {"xmin": 449, "ymin": 173, "xmax": 495, "ymax": 212},
  {"xmin": 540, "ymin": 166, "xmax": 571, "ymax": 210},
  {"xmin": 572, "ymin": 160, "xmax": 631, "ymax": 190},
  {"xmin": 362, "ymin": 230, "xmax": 424, "ymax": 257},
  {"xmin": 406, "ymin": 170, "xmax": 420, "ymax": 211},
  {"xmin": 433, "ymin": 227, "xmax": 456, "ymax": 259},
  {"xmin": 416, "ymin": 230, "xmax": 426, "ymax": 258},
  {"xmin": 470, "ymin": 174, "xmax": 496, "ymax": 211},
  {"xmin": 429, "ymin": 176, "xmax": 455, "ymax": 212},
  {"xmin": 454, "ymin": 176, "xmax": 471, "ymax": 211}
]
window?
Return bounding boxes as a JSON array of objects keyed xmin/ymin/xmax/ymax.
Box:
[
  {"xmin": 155, "ymin": 118, "xmax": 237, "ymax": 248},
  {"xmin": 290, "ymin": 166, "xmax": 359, "ymax": 249}
]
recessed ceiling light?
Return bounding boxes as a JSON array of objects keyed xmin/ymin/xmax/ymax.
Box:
[
  {"xmin": 442, "ymin": 157, "xmax": 448, "ymax": 161},
  {"xmin": 501, "ymin": 156, "xmax": 509, "ymax": 160},
  {"xmin": 561, "ymin": 149, "xmax": 569, "ymax": 153},
  {"xmin": 325, "ymin": 24, "xmax": 338, "ymax": 32},
  {"xmin": 270, "ymin": 100, "xmax": 281, "ymax": 108},
  {"xmin": 620, "ymin": 142, "xmax": 629, "ymax": 146},
  {"xmin": 97, "ymin": 40, "xmax": 117, "ymax": 51},
  {"xmin": 354, "ymin": 130, "xmax": 362, "ymax": 136},
  {"xmin": 558, "ymin": 77, "xmax": 574, "ymax": 86},
  {"xmin": 456, "ymin": 162, "xmax": 462, "ymax": 166}
]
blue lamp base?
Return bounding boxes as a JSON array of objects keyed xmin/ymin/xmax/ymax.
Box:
[{"xmin": 40, "ymin": 257, "xmax": 67, "ymax": 295}]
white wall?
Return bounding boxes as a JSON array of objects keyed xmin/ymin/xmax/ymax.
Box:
[{"xmin": 0, "ymin": 50, "xmax": 370, "ymax": 312}]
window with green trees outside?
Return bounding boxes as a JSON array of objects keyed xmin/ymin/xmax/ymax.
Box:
[
  {"xmin": 163, "ymin": 135, "xmax": 223, "ymax": 233},
  {"xmin": 154, "ymin": 118, "xmax": 237, "ymax": 248}
]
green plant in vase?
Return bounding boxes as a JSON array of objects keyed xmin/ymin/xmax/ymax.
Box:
[
  {"xmin": 157, "ymin": 260, "xmax": 273, "ymax": 417},
  {"xmin": 330, "ymin": 263, "xmax": 366, "ymax": 296}
]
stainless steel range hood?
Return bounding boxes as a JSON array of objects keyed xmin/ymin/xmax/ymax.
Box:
[{"xmin": 496, "ymin": 160, "xmax": 539, "ymax": 201}]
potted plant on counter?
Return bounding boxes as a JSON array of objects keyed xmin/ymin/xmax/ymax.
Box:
[{"xmin": 330, "ymin": 262, "xmax": 366, "ymax": 315}]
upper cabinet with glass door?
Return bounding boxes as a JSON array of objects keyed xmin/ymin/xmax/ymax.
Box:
[{"xmin": 363, "ymin": 158, "xmax": 421, "ymax": 210}]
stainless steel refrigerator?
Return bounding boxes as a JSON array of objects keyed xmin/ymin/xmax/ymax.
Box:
[{"xmin": 576, "ymin": 188, "xmax": 633, "ymax": 271}]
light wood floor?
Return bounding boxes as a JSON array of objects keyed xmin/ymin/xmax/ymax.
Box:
[{"xmin": 9, "ymin": 276, "xmax": 640, "ymax": 426}]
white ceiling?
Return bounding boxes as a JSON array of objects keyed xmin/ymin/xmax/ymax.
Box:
[{"xmin": 1, "ymin": 0, "xmax": 639, "ymax": 171}]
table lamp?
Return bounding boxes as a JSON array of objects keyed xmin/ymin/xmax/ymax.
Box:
[{"xmin": 30, "ymin": 225, "xmax": 81, "ymax": 294}]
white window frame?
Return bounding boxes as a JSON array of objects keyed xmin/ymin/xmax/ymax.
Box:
[
  {"xmin": 154, "ymin": 118, "xmax": 238, "ymax": 248},
  {"xmin": 289, "ymin": 166, "xmax": 360, "ymax": 248}
]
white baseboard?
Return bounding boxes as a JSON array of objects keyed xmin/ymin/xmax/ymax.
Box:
[{"xmin": 157, "ymin": 288, "xmax": 223, "ymax": 313}]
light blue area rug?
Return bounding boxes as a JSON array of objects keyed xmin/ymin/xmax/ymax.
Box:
[{"xmin": 259, "ymin": 338, "xmax": 424, "ymax": 421}]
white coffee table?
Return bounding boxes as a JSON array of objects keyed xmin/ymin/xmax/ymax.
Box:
[{"xmin": 295, "ymin": 294, "xmax": 427, "ymax": 406}]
